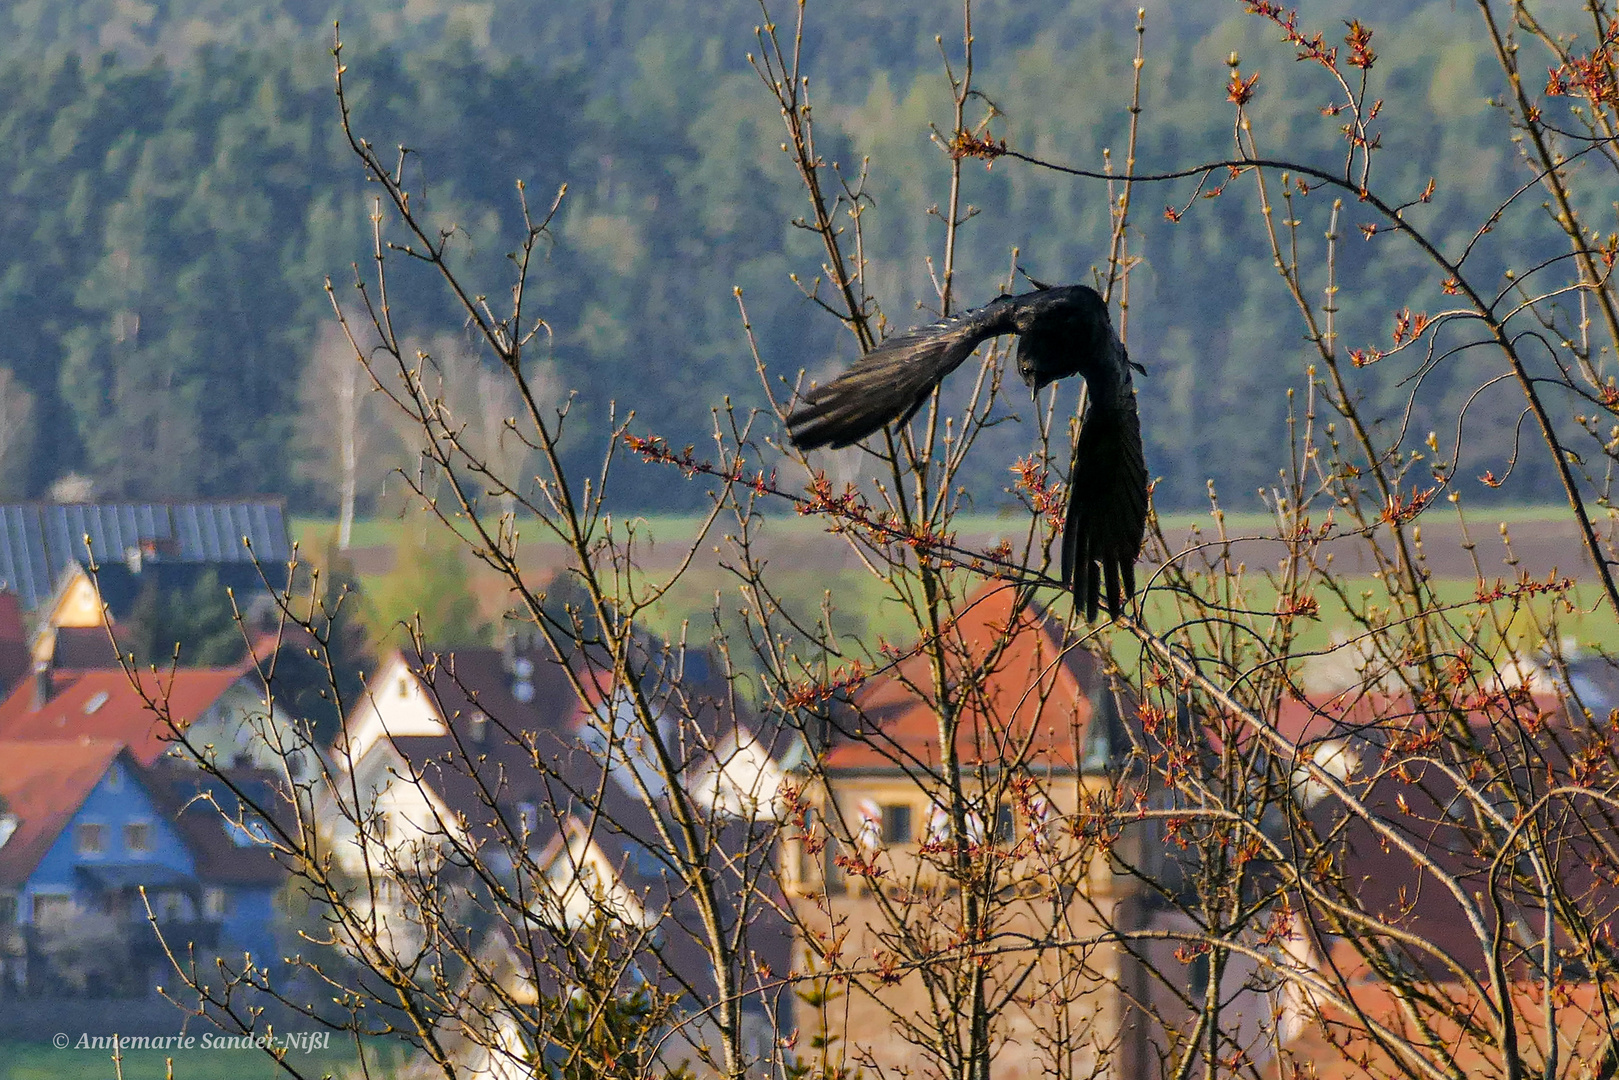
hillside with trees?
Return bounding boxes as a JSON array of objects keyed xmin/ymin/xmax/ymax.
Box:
[{"xmin": 0, "ymin": 0, "xmax": 1567, "ymax": 512}]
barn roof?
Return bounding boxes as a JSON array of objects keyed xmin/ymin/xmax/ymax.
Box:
[{"xmin": 0, "ymin": 500, "xmax": 290, "ymax": 610}]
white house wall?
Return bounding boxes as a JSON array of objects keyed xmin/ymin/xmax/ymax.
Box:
[
  {"xmin": 688, "ymin": 728, "xmax": 787, "ymax": 821},
  {"xmin": 340, "ymin": 653, "xmax": 449, "ymax": 766}
]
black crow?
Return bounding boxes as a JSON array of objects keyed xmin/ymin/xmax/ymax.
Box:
[{"xmin": 785, "ymin": 283, "xmax": 1147, "ymax": 621}]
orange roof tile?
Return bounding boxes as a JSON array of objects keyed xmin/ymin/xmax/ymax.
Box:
[
  {"xmin": 824, "ymin": 582, "xmax": 1107, "ymax": 772},
  {"xmin": 0, "ymin": 738, "xmax": 126, "ymax": 885},
  {"xmin": 0, "ymin": 665, "xmax": 248, "ymax": 766},
  {"xmin": 1279, "ymin": 979, "xmax": 1612, "ymax": 1080}
]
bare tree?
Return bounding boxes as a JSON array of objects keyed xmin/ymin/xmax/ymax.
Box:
[
  {"xmin": 124, "ymin": 4, "xmax": 1619, "ymax": 1080},
  {"xmin": 296, "ymin": 320, "xmax": 399, "ymax": 549}
]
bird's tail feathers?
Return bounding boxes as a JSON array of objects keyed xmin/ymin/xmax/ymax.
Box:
[{"xmin": 1061, "ymin": 401, "xmax": 1148, "ymax": 621}]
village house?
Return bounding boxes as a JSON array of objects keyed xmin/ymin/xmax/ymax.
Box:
[
  {"xmin": 326, "ymin": 637, "xmax": 793, "ymax": 1076},
  {"xmin": 0, "ymin": 739, "xmax": 282, "ymax": 994},
  {"xmin": 0, "ymin": 646, "xmax": 307, "ymax": 995},
  {"xmin": 779, "ymin": 581, "xmax": 1188, "ymax": 1080},
  {"xmin": 1251, "ymin": 682, "xmax": 1619, "ymax": 1078}
]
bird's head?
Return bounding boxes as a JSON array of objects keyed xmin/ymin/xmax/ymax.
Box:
[{"xmin": 1017, "ymin": 350, "xmax": 1057, "ymax": 394}]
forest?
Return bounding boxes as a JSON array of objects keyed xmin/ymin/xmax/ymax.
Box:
[{"xmin": 0, "ymin": 0, "xmax": 1563, "ymax": 513}]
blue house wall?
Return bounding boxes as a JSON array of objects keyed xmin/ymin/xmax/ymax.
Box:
[
  {"xmin": 220, "ymin": 886, "xmax": 277, "ymax": 964},
  {"xmin": 21, "ymin": 757, "xmax": 193, "ymax": 921},
  {"xmin": 19, "ymin": 756, "xmax": 281, "ymax": 967}
]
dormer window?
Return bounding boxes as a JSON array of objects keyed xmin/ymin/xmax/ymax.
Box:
[
  {"xmin": 83, "ymin": 691, "xmax": 109, "ymax": 715},
  {"xmin": 470, "ymin": 713, "xmax": 488, "ymax": 743}
]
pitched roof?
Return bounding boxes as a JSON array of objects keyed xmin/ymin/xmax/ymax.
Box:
[
  {"xmin": 0, "ymin": 500, "xmax": 291, "ymax": 610},
  {"xmin": 346, "ymin": 640, "xmax": 777, "ymax": 821},
  {"xmin": 342, "ymin": 643, "xmax": 795, "ymax": 1011},
  {"xmin": 1247, "ymin": 685, "xmax": 1615, "ymax": 980},
  {"xmin": 0, "ymin": 738, "xmax": 126, "ymax": 885},
  {"xmin": 823, "ymin": 582, "xmax": 1122, "ymax": 772},
  {"xmin": 1279, "ymin": 979, "xmax": 1613, "ymax": 1080},
  {"xmin": 141, "ymin": 759, "xmax": 286, "ymax": 886},
  {"xmin": 0, "ymin": 665, "xmax": 249, "ymax": 766}
]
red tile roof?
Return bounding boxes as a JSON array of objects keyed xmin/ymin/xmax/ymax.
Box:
[
  {"xmin": 824, "ymin": 582, "xmax": 1110, "ymax": 772},
  {"xmin": 0, "ymin": 664, "xmax": 248, "ymax": 766},
  {"xmin": 1279, "ymin": 979, "xmax": 1612, "ymax": 1080},
  {"xmin": 0, "ymin": 738, "xmax": 125, "ymax": 885}
]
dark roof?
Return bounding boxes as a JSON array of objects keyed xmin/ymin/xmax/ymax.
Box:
[
  {"xmin": 354, "ymin": 644, "xmax": 793, "ymax": 1012},
  {"xmin": 0, "ymin": 591, "xmax": 27, "ymax": 697},
  {"xmin": 142, "ymin": 760, "xmax": 287, "ymax": 887},
  {"xmin": 1266, "ymin": 687, "xmax": 1619, "ymax": 980},
  {"xmin": 75, "ymin": 863, "xmax": 196, "ymax": 891},
  {"xmin": 49, "ymin": 626, "xmax": 125, "ymax": 669},
  {"xmin": 0, "ymin": 500, "xmax": 290, "ymax": 610},
  {"xmin": 1276, "ymin": 979, "xmax": 1613, "ymax": 1080}
]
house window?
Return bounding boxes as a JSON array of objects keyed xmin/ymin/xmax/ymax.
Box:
[
  {"xmin": 994, "ymin": 805, "xmax": 1016, "ymax": 844},
  {"xmin": 0, "ymin": 894, "xmax": 16, "ymax": 926},
  {"xmin": 204, "ymin": 888, "xmax": 232, "ymax": 920},
  {"xmin": 469, "ymin": 712, "xmax": 488, "ymax": 743},
  {"xmin": 105, "ymin": 765, "xmax": 122, "ymax": 791},
  {"xmin": 880, "ymin": 804, "xmax": 913, "ymax": 844},
  {"xmin": 76, "ymin": 823, "xmax": 106, "ymax": 856},
  {"xmin": 31, "ymin": 893, "xmax": 72, "ymax": 927},
  {"xmin": 124, "ymin": 822, "xmax": 151, "ymax": 854},
  {"xmin": 154, "ymin": 891, "xmax": 189, "ymax": 922},
  {"xmin": 823, "ymin": 839, "xmax": 846, "ymax": 894}
]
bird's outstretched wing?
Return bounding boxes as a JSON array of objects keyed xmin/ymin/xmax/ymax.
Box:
[
  {"xmin": 787, "ymin": 298, "xmax": 1020, "ymax": 450},
  {"xmin": 1062, "ymin": 394, "xmax": 1148, "ymax": 621}
]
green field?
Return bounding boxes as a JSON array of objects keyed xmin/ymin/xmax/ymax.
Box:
[
  {"xmin": 0, "ymin": 1037, "xmax": 405, "ymax": 1080},
  {"xmin": 294, "ymin": 508, "xmax": 1619, "ymax": 664}
]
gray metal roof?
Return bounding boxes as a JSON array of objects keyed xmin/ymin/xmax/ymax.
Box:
[{"xmin": 0, "ymin": 501, "xmax": 291, "ymax": 610}]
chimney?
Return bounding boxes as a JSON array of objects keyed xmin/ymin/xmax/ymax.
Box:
[{"xmin": 31, "ymin": 658, "xmax": 52, "ymax": 711}]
